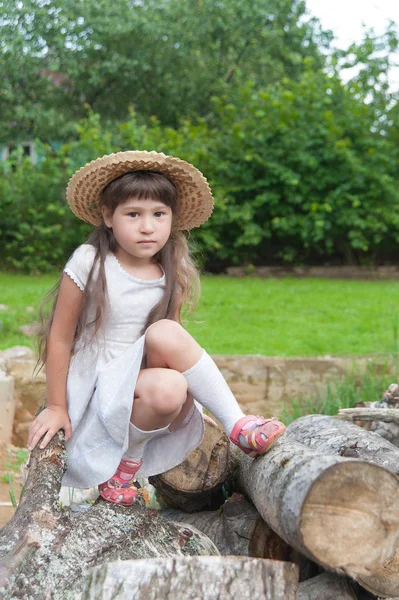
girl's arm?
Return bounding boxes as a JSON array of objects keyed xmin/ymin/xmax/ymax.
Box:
[{"xmin": 27, "ymin": 274, "xmax": 85, "ymax": 451}]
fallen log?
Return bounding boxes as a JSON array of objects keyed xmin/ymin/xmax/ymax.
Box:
[
  {"xmin": 83, "ymin": 556, "xmax": 299, "ymax": 600},
  {"xmin": 298, "ymin": 572, "xmax": 358, "ymax": 599},
  {"xmin": 0, "ymin": 430, "xmax": 218, "ymax": 600},
  {"xmin": 238, "ymin": 434, "xmax": 399, "ymax": 598},
  {"xmin": 149, "ymin": 416, "xmax": 230, "ymax": 512}
]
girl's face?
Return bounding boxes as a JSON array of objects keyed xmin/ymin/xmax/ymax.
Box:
[{"xmin": 102, "ymin": 197, "xmax": 173, "ymax": 263}]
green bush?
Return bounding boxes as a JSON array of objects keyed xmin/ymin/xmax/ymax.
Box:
[{"xmin": 0, "ymin": 144, "xmax": 91, "ymax": 272}]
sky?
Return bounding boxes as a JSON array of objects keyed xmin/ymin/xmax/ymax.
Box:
[
  {"xmin": 306, "ymin": 0, "xmax": 399, "ymax": 46},
  {"xmin": 305, "ymin": 0, "xmax": 399, "ymax": 87}
]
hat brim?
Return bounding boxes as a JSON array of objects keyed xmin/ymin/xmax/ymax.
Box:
[{"xmin": 66, "ymin": 150, "xmax": 214, "ymax": 230}]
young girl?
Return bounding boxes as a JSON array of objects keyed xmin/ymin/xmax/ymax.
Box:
[{"xmin": 27, "ymin": 150, "xmax": 286, "ymax": 506}]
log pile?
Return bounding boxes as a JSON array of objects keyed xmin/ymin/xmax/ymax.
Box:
[{"xmin": 1, "ymin": 405, "xmax": 399, "ymax": 599}]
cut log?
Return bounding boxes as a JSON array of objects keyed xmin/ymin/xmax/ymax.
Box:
[
  {"xmin": 338, "ymin": 407, "xmax": 399, "ymax": 446},
  {"xmin": 340, "ymin": 382, "xmax": 399, "ymax": 445},
  {"xmin": 298, "ymin": 572, "xmax": 358, "ymax": 599},
  {"xmin": 238, "ymin": 434, "xmax": 399, "ymax": 598},
  {"xmin": 149, "ymin": 417, "xmax": 230, "ymax": 512},
  {"xmin": 161, "ymin": 493, "xmax": 316, "ymax": 581},
  {"xmin": 285, "ymin": 413, "xmax": 399, "ymax": 474},
  {"xmin": 161, "ymin": 493, "xmax": 293, "ymax": 559},
  {"xmin": 272, "ymin": 414, "xmax": 399, "ymax": 598},
  {"xmin": 83, "ymin": 556, "xmax": 299, "ymax": 600},
  {"xmin": 0, "ymin": 430, "xmax": 218, "ymax": 600},
  {"xmin": 338, "ymin": 408, "xmax": 399, "ymax": 425}
]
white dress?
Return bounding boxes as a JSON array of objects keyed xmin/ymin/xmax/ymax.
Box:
[{"xmin": 61, "ymin": 244, "xmax": 204, "ymax": 489}]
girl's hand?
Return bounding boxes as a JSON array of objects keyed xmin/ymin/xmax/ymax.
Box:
[{"xmin": 27, "ymin": 406, "xmax": 72, "ymax": 451}]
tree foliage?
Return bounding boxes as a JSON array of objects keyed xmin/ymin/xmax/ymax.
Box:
[
  {"xmin": 0, "ymin": 0, "xmax": 330, "ymax": 140},
  {"xmin": 1, "ymin": 1, "xmax": 399, "ymax": 269}
]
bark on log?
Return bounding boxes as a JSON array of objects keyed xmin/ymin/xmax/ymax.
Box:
[
  {"xmin": 298, "ymin": 572, "xmax": 358, "ymax": 599},
  {"xmin": 149, "ymin": 417, "xmax": 230, "ymax": 512},
  {"xmin": 238, "ymin": 434, "xmax": 399, "ymax": 598},
  {"xmin": 0, "ymin": 431, "xmax": 218, "ymax": 600},
  {"xmin": 161, "ymin": 493, "xmax": 317, "ymax": 581},
  {"xmin": 83, "ymin": 556, "xmax": 299, "ymax": 600},
  {"xmin": 285, "ymin": 414, "xmax": 399, "ymax": 474}
]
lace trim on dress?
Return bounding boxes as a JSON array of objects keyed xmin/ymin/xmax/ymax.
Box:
[
  {"xmin": 110, "ymin": 253, "xmax": 165, "ymax": 286},
  {"xmin": 64, "ymin": 268, "xmax": 84, "ymax": 291}
]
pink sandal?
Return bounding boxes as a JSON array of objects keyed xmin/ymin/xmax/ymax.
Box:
[
  {"xmin": 98, "ymin": 458, "xmax": 143, "ymax": 506},
  {"xmin": 230, "ymin": 415, "xmax": 286, "ymax": 457}
]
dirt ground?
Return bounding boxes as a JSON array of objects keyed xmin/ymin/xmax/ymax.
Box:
[{"xmin": 0, "ymin": 444, "xmax": 26, "ymax": 528}]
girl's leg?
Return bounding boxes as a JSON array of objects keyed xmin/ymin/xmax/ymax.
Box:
[
  {"xmin": 145, "ymin": 320, "xmax": 286, "ymax": 454},
  {"xmin": 99, "ymin": 367, "xmax": 188, "ymax": 506},
  {"xmin": 145, "ymin": 320, "xmax": 244, "ymax": 433}
]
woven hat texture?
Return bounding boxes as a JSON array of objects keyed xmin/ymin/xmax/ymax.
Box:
[{"xmin": 66, "ymin": 150, "xmax": 214, "ymax": 230}]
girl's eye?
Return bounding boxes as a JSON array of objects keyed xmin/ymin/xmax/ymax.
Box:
[
  {"xmin": 127, "ymin": 212, "xmax": 139, "ymax": 218},
  {"xmin": 155, "ymin": 211, "xmax": 165, "ymax": 217}
]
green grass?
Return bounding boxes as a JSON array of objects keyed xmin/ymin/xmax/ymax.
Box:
[
  {"xmin": 2, "ymin": 271, "xmax": 399, "ymax": 356},
  {"xmin": 281, "ymin": 355, "xmax": 398, "ymax": 424}
]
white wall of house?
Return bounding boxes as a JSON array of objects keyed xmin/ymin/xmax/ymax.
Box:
[{"xmin": 1, "ymin": 141, "xmax": 38, "ymax": 164}]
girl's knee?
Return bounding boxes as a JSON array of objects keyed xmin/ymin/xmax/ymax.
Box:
[
  {"xmin": 135, "ymin": 369, "xmax": 187, "ymax": 416},
  {"xmin": 145, "ymin": 319, "xmax": 186, "ymax": 350}
]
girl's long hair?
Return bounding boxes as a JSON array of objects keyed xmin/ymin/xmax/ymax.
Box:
[{"xmin": 36, "ymin": 170, "xmax": 200, "ymax": 373}]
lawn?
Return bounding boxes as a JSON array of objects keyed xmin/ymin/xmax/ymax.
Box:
[{"xmin": 2, "ymin": 271, "xmax": 399, "ymax": 356}]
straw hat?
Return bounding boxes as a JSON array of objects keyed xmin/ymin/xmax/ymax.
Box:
[{"xmin": 66, "ymin": 150, "xmax": 214, "ymax": 230}]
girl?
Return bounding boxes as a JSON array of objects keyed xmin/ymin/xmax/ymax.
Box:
[{"xmin": 27, "ymin": 150, "xmax": 286, "ymax": 506}]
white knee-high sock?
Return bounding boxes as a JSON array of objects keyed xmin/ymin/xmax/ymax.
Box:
[
  {"xmin": 124, "ymin": 422, "xmax": 170, "ymax": 462},
  {"xmin": 182, "ymin": 350, "xmax": 244, "ymax": 435}
]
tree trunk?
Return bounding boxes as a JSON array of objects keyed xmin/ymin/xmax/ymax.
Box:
[
  {"xmin": 149, "ymin": 417, "xmax": 230, "ymax": 512},
  {"xmin": 0, "ymin": 431, "xmax": 218, "ymax": 600},
  {"xmin": 298, "ymin": 572, "xmax": 358, "ymax": 599},
  {"xmin": 238, "ymin": 435, "xmax": 399, "ymax": 598},
  {"xmin": 83, "ymin": 556, "xmax": 299, "ymax": 600}
]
